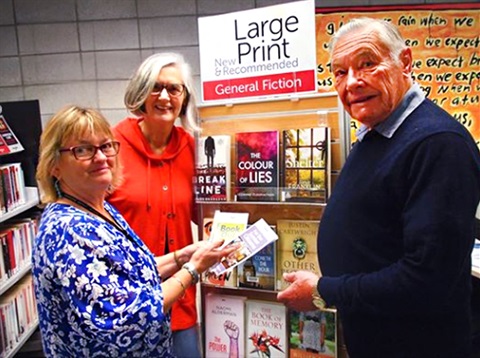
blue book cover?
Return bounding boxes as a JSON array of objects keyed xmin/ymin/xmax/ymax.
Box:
[{"xmin": 238, "ymin": 241, "xmax": 276, "ymax": 290}]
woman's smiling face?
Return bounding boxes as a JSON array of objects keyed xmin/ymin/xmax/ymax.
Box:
[
  {"xmin": 53, "ymin": 133, "xmax": 117, "ymax": 196},
  {"xmin": 143, "ymin": 65, "xmax": 186, "ymax": 125}
]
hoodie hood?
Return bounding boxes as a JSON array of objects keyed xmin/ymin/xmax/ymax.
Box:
[{"xmin": 113, "ymin": 117, "xmax": 191, "ymax": 162}]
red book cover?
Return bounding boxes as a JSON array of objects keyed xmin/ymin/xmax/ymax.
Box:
[
  {"xmin": 4, "ymin": 229, "xmax": 16, "ymax": 276},
  {"xmin": 0, "ymin": 136, "xmax": 10, "ymax": 155},
  {"xmin": 235, "ymin": 130, "xmax": 279, "ymax": 202},
  {"xmin": 0, "ymin": 116, "xmax": 23, "ymax": 155},
  {"xmin": 0, "ymin": 172, "xmax": 5, "ymax": 214}
]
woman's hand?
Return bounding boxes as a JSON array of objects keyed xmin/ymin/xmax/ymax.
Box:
[
  {"xmin": 176, "ymin": 242, "xmax": 202, "ymax": 265},
  {"xmin": 161, "ymin": 240, "xmax": 239, "ymax": 311},
  {"xmin": 189, "ymin": 239, "xmax": 239, "ymax": 274}
]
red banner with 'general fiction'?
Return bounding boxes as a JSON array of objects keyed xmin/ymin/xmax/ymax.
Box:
[{"xmin": 202, "ymin": 70, "xmax": 316, "ymax": 101}]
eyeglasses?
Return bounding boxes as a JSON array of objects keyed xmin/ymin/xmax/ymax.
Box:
[
  {"xmin": 151, "ymin": 83, "xmax": 186, "ymax": 97},
  {"xmin": 59, "ymin": 141, "xmax": 120, "ymax": 161}
]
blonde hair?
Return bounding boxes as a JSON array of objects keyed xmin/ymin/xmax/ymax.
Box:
[
  {"xmin": 124, "ymin": 52, "xmax": 200, "ymax": 133},
  {"xmin": 36, "ymin": 105, "xmax": 122, "ymax": 203}
]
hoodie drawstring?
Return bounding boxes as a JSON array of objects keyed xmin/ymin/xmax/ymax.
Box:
[{"xmin": 146, "ymin": 158, "xmax": 151, "ymax": 211}]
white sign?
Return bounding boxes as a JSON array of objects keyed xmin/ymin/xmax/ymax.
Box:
[{"xmin": 198, "ymin": 0, "xmax": 317, "ymax": 102}]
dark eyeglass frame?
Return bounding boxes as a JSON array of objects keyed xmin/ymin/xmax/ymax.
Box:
[
  {"xmin": 58, "ymin": 141, "xmax": 120, "ymax": 161},
  {"xmin": 150, "ymin": 83, "xmax": 186, "ymax": 97}
]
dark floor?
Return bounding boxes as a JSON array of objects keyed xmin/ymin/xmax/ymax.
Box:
[{"xmin": 14, "ymin": 328, "xmax": 45, "ymax": 358}]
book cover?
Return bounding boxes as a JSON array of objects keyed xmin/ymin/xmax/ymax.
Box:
[
  {"xmin": 209, "ymin": 210, "xmax": 249, "ymax": 243},
  {"xmin": 0, "ymin": 305, "xmax": 5, "ymax": 355},
  {"xmin": 11, "ymin": 163, "xmax": 26, "ymax": 206},
  {"xmin": 202, "ymin": 217, "xmax": 238, "ymax": 287},
  {"xmin": 281, "ymin": 127, "xmax": 331, "ymax": 203},
  {"xmin": 0, "ymin": 116, "xmax": 23, "ymax": 155},
  {"xmin": 235, "ymin": 130, "xmax": 279, "ymax": 202},
  {"xmin": 245, "ymin": 300, "xmax": 287, "ymax": 358},
  {"xmin": 289, "ymin": 309, "xmax": 337, "ymax": 358},
  {"xmin": 0, "ymin": 166, "xmax": 12, "ymax": 212},
  {"xmin": 0, "ymin": 238, "xmax": 5, "ymax": 284},
  {"xmin": 0, "ymin": 136, "xmax": 10, "ymax": 156},
  {"xmin": 276, "ymin": 220, "xmax": 320, "ymax": 291},
  {"xmin": 196, "ymin": 135, "xmax": 231, "ymax": 201},
  {"xmin": 205, "ymin": 211, "xmax": 249, "ymax": 284},
  {"xmin": 238, "ymin": 241, "xmax": 276, "ymax": 291},
  {"xmin": 0, "ymin": 172, "xmax": 4, "ymax": 214},
  {"xmin": 202, "ymin": 217, "xmax": 214, "ymax": 242},
  {"xmin": 210, "ymin": 218, "xmax": 278, "ymax": 276},
  {"xmin": 0, "ymin": 232, "xmax": 10, "ymax": 279},
  {"xmin": 4, "ymin": 229, "xmax": 16, "ymax": 277},
  {"xmin": 0, "ymin": 305, "xmax": 11, "ymax": 351},
  {"xmin": 205, "ymin": 294, "xmax": 246, "ymax": 358}
]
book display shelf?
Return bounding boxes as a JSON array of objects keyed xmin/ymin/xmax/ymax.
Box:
[
  {"xmin": 196, "ymin": 93, "xmax": 349, "ymax": 358},
  {"xmin": 0, "ymin": 100, "xmax": 42, "ymax": 358}
]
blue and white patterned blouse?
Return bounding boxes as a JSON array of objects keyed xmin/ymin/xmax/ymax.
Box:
[{"xmin": 32, "ymin": 202, "xmax": 173, "ymax": 357}]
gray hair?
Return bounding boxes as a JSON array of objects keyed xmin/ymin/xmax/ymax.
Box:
[
  {"xmin": 329, "ymin": 17, "xmax": 408, "ymax": 64},
  {"xmin": 124, "ymin": 52, "xmax": 200, "ymax": 132}
]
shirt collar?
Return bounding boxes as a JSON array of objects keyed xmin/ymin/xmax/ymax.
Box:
[{"xmin": 356, "ymin": 83, "xmax": 425, "ymax": 142}]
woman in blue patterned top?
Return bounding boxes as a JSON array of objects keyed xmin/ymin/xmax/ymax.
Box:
[{"xmin": 33, "ymin": 105, "xmax": 236, "ymax": 357}]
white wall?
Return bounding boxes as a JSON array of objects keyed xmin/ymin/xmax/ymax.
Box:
[{"xmin": 0, "ymin": 0, "xmax": 475, "ymax": 127}]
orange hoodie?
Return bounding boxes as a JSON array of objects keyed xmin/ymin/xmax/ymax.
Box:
[{"xmin": 108, "ymin": 117, "xmax": 198, "ymax": 331}]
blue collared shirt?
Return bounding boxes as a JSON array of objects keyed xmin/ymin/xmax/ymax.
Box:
[{"xmin": 356, "ymin": 83, "xmax": 426, "ymax": 142}]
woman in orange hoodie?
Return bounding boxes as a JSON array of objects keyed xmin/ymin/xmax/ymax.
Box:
[{"xmin": 108, "ymin": 52, "xmax": 201, "ymax": 357}]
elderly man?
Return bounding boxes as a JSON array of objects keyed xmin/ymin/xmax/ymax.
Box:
[{"xmin": 278, "ymin": 17, "xmax": 480, "ymax": 358}]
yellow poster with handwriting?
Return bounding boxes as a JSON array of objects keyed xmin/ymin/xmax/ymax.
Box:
[{"xmin": 315, "ymin": 7, "xmax": 480, "ymax": 145}]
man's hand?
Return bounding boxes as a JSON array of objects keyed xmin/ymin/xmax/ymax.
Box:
[{"xmin": 277, "ymin": 270, "xmax": 320, "ymax": 311}]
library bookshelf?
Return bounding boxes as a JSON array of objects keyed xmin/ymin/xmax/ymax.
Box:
[
  {"xmin": 0, "ymin": 100, "xmax": 42, "ymax": 358},
  {"xmin": 0, "ymin": 187, "xmax": 40, "ymax": 358}
]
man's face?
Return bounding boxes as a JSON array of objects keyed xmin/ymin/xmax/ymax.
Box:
[{"xmin": 331, "ymin": 26, "xmax": 411, "ymax": 127}]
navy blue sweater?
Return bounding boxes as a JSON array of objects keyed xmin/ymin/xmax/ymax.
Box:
[{"xmin": 318, "ymin": 99, "xmax": 480, "ymax": 358}]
